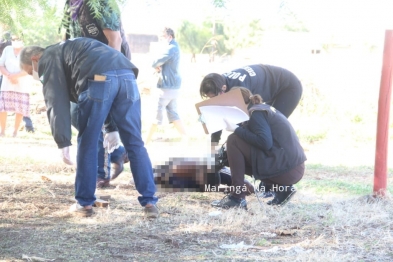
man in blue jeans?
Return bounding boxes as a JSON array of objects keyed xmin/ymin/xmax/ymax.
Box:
[
  {"xmin": 19, "ymin": 38, "xmax": 159, "ymax": 218},
  {"xmin": 61, "ymin": 0, "xmax": 132, "ymax": 187}
]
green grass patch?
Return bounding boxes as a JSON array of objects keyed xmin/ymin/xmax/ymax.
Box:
[{"xmin": 297, "ymin": 179, "xmax": 393, "ymax": 195}]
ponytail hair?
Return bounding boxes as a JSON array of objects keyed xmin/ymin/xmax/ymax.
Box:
[
  {"xmin": 231, "ymin": 86, "xmax": 263, "ymax": 105},
  {"xmin": 249, "ymin": 94, "xmax": 263, "ymax": 104}
]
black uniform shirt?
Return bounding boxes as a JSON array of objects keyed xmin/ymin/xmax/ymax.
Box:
[{"xmin": 223, "ymin": 64, "xmax": 294, "ymax": 104}]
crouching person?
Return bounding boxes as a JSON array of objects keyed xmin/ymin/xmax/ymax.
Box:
[
  {"xmin": 19, "ymin": 38, "xmax": 158, "ymax": 218},
  {"xmin": 213, "ymin": 87, "xmax": 306, "ymax": 209}
]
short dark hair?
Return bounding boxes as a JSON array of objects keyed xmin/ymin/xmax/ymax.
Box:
[
  {"xmin": 164, "ymin": 27, "xmax": 175, "ymax": 39},
  {"xmin": 199, "ymin": 73, "xmax": 226, "ymax": 98}
]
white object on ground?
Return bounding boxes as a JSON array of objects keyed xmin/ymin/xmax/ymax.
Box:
[{"xmin": 208, "ymin": 211, "xmax": 222, "ymax": 217}]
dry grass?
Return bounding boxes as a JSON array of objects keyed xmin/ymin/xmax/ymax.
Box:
[{"xmin": 1, "ymin": 51, "xmax": 393, "ymax": 261}]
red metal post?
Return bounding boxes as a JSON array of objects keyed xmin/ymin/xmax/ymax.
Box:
[{"xmin": 373, "ymin": 30, "xmax": 393, "ymax": 196}]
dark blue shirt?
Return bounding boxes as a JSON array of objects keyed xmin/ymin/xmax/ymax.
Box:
[{"xmin": 223, "ymin": 64, "xmax": 296, "ymax": 104}]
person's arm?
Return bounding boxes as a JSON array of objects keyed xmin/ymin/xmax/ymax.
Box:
[
  {"xmin": 96, "ymin": 1, "xmax": 122, "ymax": 52},
  {"xmin": 101, "ymin": 29, "xmax": 121, "ymax": 130},
  {"xmin": 41, "ymin": 56, "xmax": 73, "ymax": 149},
  {"xmin": 0, "ymin": 47, "xmax": 11, "ymax": 76},
  {"xmin": 102, "ymin": 29, "xmax": 122, "ymax": 52},
  {"xmin": 0, "ymin": 66, "xmax": 10, "ymax": 77},
  {"xmin": 234, "ymin": 111, "xmax": 273, "ymax": 150},
  {"xmin": 152, "ymin": 45, "xmax": 173, "ymax": 68}
]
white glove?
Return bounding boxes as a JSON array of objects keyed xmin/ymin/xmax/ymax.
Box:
[
  {"xmin": 224, "ymin": 118, "xmax": 238, "ymax": 132},
  {"xmin": 60, "ymin": 146, "xmax": 74, "ymax": 165},
  {"xmin": 103, "ymin": 131, "xmax": 121, "ymax": 154}
]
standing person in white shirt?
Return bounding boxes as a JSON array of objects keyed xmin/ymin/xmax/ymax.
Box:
[{"xmin": 0, "ymin": 33, "xmax": 31, "ymax": 137}]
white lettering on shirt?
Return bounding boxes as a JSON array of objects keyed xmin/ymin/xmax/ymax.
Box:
[{"xmin": 242, "ymin": 66, "xmax": 256, "ymax": 76}]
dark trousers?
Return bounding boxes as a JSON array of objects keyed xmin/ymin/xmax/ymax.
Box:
[
  {"xmin": 268, "ymin": 74, "xmax": 303, "ymax": 118},
  {"xmin": 23, "ymin": 116, "xmax": 33, "ymax": 128},
  {"xmin": 226, "ymin": 133, "xmax": 253, "ymax": 198},
  {"xmin": 227, "ymin": 133, "xmax": 304, "ymax": 198},
  {"xmin": 261, "ymin": 163, "xmax": 304, "ymax": 186}
]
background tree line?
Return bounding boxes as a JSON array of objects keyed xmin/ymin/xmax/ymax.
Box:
[{"xmin": 0, "ymin": 0, "xmax": 306, "ymax": 56}]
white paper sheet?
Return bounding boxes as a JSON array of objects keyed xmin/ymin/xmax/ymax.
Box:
[{"xmin": 199, "ymin": 105, "xmax": 249, "ymax": 134}]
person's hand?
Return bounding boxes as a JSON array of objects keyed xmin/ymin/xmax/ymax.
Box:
[
  {"xmin": 224, "ymin": 118, "xmax": 238, "ymax": 132},
  {"xmin": 10, "ymin": 78, "xmax": 18, "ymax": 85},
  {"xmin": 103, "ymin": 131, "xmax": 121, "ymax": 154},
  {"xmin": 7, "ymin": 74, "xmax": 18, "ymax": 84},
  {"xmin": 155, "ymin": 66, "xmax": 162, "ymax": 73},
  {"xmin": 60, "ymin": 146, "xmax": 74, "ymax": 165},
  {"xmin": 141, "ymin": 87, "xmax": 151, "ymax": 96}
]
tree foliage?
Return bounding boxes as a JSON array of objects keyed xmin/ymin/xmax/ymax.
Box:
[
  {"xmin": 222, "ymin": 19, "xmax": 264, "ymax": 55},
  {"xmin": 177, "ymin": 18, "xmax": 264, "ymax": 58},
  {"xmin": 177, "ymin": 20, "xmax": 212, "ymax": 55},
  {"xmin": 0, "ymin": 0, "xmax": 126, "ymax": 45},
  {"xmin": 0, "ymin": 0, "xmax": 51, "ymax": 33},
  {"xmin": 86, "ymin": 0, "xmax": 126, "ymax": 20}
]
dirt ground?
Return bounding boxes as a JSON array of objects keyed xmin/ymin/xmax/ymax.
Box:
[
  {"xmin": 1, "ymin": 136, "xmax": 393, "ymax": 262},
  {"xmin": 1, "ymin": 53, "xmax": 393, "ymax": 262}
]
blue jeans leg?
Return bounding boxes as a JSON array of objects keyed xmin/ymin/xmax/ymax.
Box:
[
  {"xmin": 71, "ymin": 101, "xmax": 110, "ymax": 180},
  {"xmin": 156, "ymin": 96, "xmax": 170, "ymax": 125},
  {"xmin": 106, "ymin": 70, "xmax": 157, "ymax": 206},
  {"xmin": 75, "ymin": 76, "xmax": 119, "ymax": 206},
  {"xmin": 166, "ymin": 97, "xmax": 180, "ymax": 123}
]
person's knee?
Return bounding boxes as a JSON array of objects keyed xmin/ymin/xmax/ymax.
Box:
[
  {"xmin": 167, "ymin": 113, "xmax": 179, "ymax": 123},
  {"xmin": 227, "ymin": 133, "xmax": 238, "ymax": 147}
]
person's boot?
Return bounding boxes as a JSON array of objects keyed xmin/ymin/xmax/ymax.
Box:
[
  {"xmin": 96, "ymin": 178, "xmax": 111, "ymax": 188},
  {"xmin": 267, "ymin": 185, "xmax": 296, "ymax": 206},
  {"xmin": 257, "ymin": 181, "xmax": 275, "ymax": 198}
]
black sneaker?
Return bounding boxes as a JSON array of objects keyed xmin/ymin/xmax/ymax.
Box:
[
  {"xmin": 259, "ymin": 191, "xmax": 275, "ymax": 198},
  {"xmin": 267, "ymin": 186, "xmax": 296, "ymax": 206},
  {"xmin": 211, "ymin": 195, "xmax": 247, "ymax": 210},
  {"xmin": 256, "ymin": 181, "xmax": 275, "ymax": 198}
]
